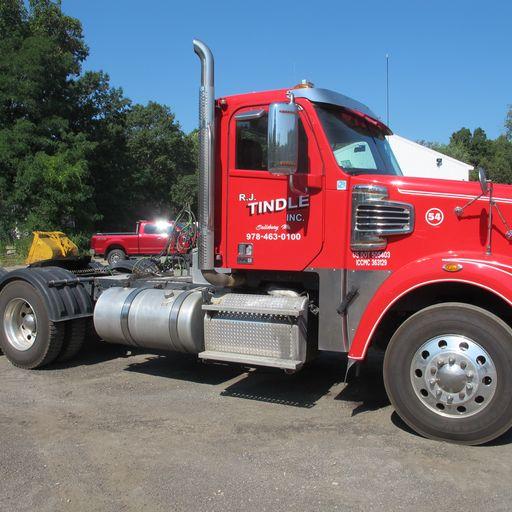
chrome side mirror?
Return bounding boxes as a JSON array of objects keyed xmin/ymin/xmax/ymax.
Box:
[
  {"xmin": 479, "ymin": 167, "xmax": 489, "ymax": 195},
  {"xmin": 267, "ymin": 99, "xmax": 299, "ymax": 175}
]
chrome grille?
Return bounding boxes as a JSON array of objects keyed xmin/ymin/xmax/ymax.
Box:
[
  {"xmin": 355, "ymin": 201, "xmax": 413, "ymax": 234},
  {"xmin": 351, "ymin": 185, "xmax": 414, "ymax": 250}
]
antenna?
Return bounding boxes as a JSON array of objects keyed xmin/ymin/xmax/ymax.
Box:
[{"xmin": 386, "ymin": 54, "xmax": 390, "ymax": 126}]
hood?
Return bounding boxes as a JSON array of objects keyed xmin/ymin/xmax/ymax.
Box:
[{"xmin": 350, "ymin": 174, "xmax": 512, "ymax": 262}]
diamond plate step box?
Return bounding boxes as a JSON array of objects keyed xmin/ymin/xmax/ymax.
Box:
[{"xmin": 200, "ymin": 293, "xmax": 308, "ymax": 369}]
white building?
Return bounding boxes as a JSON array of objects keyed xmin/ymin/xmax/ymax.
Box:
[{"xmin": 387, "ymin": 134, "xmax": 472, "ymax": 181}]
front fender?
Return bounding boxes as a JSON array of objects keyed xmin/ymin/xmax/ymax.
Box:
[{"xmin": 348, "ymin": 252, "xmax": 512, "ymax": 360}]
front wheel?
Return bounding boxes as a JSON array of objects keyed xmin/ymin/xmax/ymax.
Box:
[{"xmin": 384, "ymin": 302, "xmax": 512, "ymax": 445}]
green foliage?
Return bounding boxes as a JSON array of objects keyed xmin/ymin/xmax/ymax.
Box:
[
  {"xmin": 0, "ymin": 0, "xmax": 198, "ymax": 248},
  {"xmin": 0, "ymin": 0, "xmax": 93, "ymax": 238},
  {"xmin": 506, "ymin": 106, "xmax": 512, "ymax": 142},
  {"xmin": 421, "ymin": 121, "xmax": 512, "ymax": 184},
  {"xmin": 123, "ymin": 102, "xmax": 196, "ymax": 221},
  {"xmin": 68, "ymin": 231, "xmax": 92, "ymax": 254}
]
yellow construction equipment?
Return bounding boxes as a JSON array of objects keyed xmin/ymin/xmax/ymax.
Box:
[{"xmin": 26, "ymin": 231, "xmax": 79, "ymax": 264}]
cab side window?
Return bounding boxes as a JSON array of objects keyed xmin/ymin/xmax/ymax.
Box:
[
  {"xmin": 144, "ymin": 224, "xmax": 158, "ymax": 234},
  {"xmin": 144, "ymin": 224, "xmax": 168, "ymax": 235},
  {"xmin": 236, "ymin": 116, "xmax": 268, "ymax": 170}
]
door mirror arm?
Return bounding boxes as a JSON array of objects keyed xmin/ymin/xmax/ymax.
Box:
[{"xmin": 288, "ymin": 175, "xmax": 308, "ymax": 195}]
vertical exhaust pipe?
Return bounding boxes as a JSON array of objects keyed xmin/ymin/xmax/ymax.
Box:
[
  {"xmin": 193, "ymin": 39, "xmax": 241, "ymax": 287},
  {"xmin": 193, "ymin": 39, "xmax": 215, "ymax": 271}
]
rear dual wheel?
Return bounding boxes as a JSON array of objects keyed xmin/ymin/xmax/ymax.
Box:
[
  {"xmin": 0, "ymin": 281, "xmax": 64, "ymax": 369},
  {"xmin": 384, "ymin": 303, "xmax": 512, "ymax": 445},
  {"xmin": 58, "ymin": 318, "xmax": 87, "ymax": 362},
  {"xmin": 0, "ymin": 281, "xmax": 86, "ymax": 369}
]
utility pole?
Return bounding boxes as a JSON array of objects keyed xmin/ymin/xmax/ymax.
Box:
[{"xmin": 386, "ymin": 54, "xmax": 390, "ymax": 126}]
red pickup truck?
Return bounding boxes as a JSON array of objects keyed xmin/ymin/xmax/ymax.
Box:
[{"xmin": 90, "ymin": 220, "xmax": 191, "ymax": 265}]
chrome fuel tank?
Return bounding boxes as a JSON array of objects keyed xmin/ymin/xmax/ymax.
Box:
[{"xmin": 94, "ymin": 287, "xmax": 204, "ymax": 353}]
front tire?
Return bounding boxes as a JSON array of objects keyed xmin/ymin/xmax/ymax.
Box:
[
  {"xmin": 0, "ymin": 281, "xmax": 64, "ymax": 369},
  {"xmin": 384, "ymin": 302, "xmax": 512, "ymax": 445}
]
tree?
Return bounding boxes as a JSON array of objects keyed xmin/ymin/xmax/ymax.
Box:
[
  {"xmin": 72, "ymin": 70, "xmax": 132, "ymax": 230},
  {"xmin": 170, "ymin": 129, "xmax": 198, "ymax": 212},
  {"xmin": 420, "ymin": 118, "xmax": 512, "ymax": 184},
  {"xmin": 506, "ymin": 106, "xmax": 512, "ymax": 142},
  {"xmin": 0, "ymin": 1, "xmax": 198, "ymax": 240},
  {"xmin": 0, "ymin": 0, "xmax": 94, "ymax": 237},
  {"xmin": 123, "ymin": 102, "xmax": 196, "ymax": 221}
]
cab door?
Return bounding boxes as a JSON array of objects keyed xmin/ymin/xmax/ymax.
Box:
[{"xmin": 225, "ymin": 102, "xmax": 324, "ymax": 271}]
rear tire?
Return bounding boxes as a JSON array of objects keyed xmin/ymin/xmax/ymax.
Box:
[
  {"xmin": 384, "ymin": 302, "xmax": 512, "ymax": 445},
  {"xmin": 57, "ymin": 319, "xmax": 86, "ymax": 362},
  {"xmin": 0, "ymin": 281, "xmax": 64, "ymax": 369},
  {"xmin": 106, "ymin": 249, "xmax": 126, "ymax": 266}
]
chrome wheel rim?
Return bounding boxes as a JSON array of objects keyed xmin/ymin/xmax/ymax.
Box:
[
  {"xmin": 3, "ymin": 298, "xmax": 38, "ymax": 351},
  {"xmin": 410, "ymin": 334, "xmax": 497, "ymax": 418}
]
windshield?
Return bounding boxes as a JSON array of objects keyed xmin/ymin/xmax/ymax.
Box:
[{"xmin": 316, "ymin": 105, "xmax": 402, "ymax": 176}]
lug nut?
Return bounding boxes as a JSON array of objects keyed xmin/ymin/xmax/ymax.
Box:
[
  {"xmin": 429, "ymin": 378, "xmax": 437, "ymax": 386},
  {"xmin": 436, "ymin": 390, "xmax": 442, "ymax": 398},
  {"xmin": 460, "ymin": 361, "xmax": 467, "ymax": 370},
  {"xmin": 466, "ymin": 384, "xmax": 473, "ymax": 392},
  {"xmin": 449, "ymin": 356, "xmax": 455, "ymax": 365},
  {"xmin": 430, "ymin": 367, "xmax": 437, "ymax": 375},
  {"xmin": 467, "ymin": 372, "xmax": 474, "ymax": 380},
  {"xmin": 437, "ymin": 359, "xmax": 445, "ymax": 367},
  {"xmin": 459, "ymin": 392, "xmax": 465, "ymax": 399},
  {"xmin": 447, "ymin": 395, "xmax": 453, "ymax": 403}
]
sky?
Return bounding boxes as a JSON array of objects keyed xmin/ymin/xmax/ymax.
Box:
[{"xmin": 62, "ymin": 0, "xmax": 510, "ymax": 143}]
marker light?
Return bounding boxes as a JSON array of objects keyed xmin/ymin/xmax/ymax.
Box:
[
  {"xmin": 443, "ymin": 263, "xmax": 463, "ymax": 273},
  {"xmin": 292, "ymin": 79, "xmax": 314, "ymax": 89}
]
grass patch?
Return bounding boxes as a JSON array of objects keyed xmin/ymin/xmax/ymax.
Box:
[{"xmin": 0, "ymin": 237, "xmax": 32, "ymax": 267}]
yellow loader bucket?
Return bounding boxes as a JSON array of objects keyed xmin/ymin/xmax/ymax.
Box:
[{"xmin": 26, "ymin": 231, "xmax": 79, "ymax": 264}]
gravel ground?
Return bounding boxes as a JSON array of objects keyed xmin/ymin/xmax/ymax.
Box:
[{"xmin": 0, "ymin": 342, "xmax": 511, "ymax": 512}]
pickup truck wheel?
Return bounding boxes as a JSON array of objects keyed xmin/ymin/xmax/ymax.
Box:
[
  {"xmin": 0, "ymin": 281, "xmax": 64, "ymax": 369},
  {"xmin": 106, "ymin": 249, "xmax": 126, "ymax": 266},
  {"xmin": 384, "ymin": 302, "xmax": 512, "ymax": 445},
  {"xmin": 57, "ymin": 319, "xmax": 86, "ymax": 362}
]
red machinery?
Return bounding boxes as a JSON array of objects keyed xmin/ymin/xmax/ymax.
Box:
[{"xmin": 1, "ymin": 40, "xmax": 512, "ymax": 445}]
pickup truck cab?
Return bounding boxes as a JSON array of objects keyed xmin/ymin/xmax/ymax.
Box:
[{"xmin": 91, "ymin": 220, "xmax": 187, "ymax": 265}]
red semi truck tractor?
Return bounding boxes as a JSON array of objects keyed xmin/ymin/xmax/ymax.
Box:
[{"xmin": 1, "ymin": 41, "xmax": 512, "ymax": 444}]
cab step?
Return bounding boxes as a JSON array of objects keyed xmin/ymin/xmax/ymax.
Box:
[{"xmin": 198, "ymin": 350, "xmax": 303, "ymax": 370}]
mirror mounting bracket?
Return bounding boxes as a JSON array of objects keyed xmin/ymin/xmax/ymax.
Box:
[
  {"xmin": 288, "ymin": 175, "xmax": 308, "ymax": 195},
  {"xmin": 454, "ymin": 168, "xmax": 512, "ymax": 255}
]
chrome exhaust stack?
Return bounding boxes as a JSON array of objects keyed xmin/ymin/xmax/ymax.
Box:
[
  {"xmin": 193, "ymin": 39, "xmax": 215, "ymax": 271},
  {"xmin": 193, "ymin": 39, "xmax": 241, "ymax": 287}
]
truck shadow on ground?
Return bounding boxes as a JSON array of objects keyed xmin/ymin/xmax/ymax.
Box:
[
  {"xmin": 124, "ymin": 351, "xmax": 245, "ymax": 386},
  {"xmin": 51, "ymin": 341, "xmax": 138, "ymax": 370},
  {"xmin": 123, "ymin": 350, "xmax": 390, "ymax": 412},
  {"xmin": 62, "ymin": 344, "xmax": 512, "ymax": 445}
]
